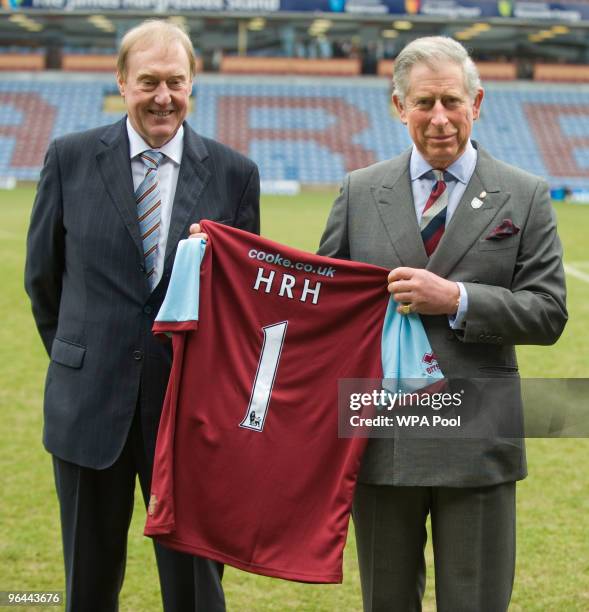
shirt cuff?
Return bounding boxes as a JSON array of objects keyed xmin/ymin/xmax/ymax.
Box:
[{"xmin": 448, "ymin": 282, "xmax": 468, "ymax": 330}]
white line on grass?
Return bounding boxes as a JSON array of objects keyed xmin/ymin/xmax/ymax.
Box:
[
  {"xmin": 568, "ymin": 261, "xmax": 589, "ymax": 270},
  {"xmin": 565, "ymin": 264, "xmax": 589, "ymax": 284}
]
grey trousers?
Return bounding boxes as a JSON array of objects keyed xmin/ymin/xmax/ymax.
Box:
[{"xmin": 353, "ymin": 482, "xmax": 516, "ymax": 612}]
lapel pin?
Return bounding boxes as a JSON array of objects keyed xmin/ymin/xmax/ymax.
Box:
[{"xmin": 471, "ymin": 197, "xmax": 483, "ymax": 209}]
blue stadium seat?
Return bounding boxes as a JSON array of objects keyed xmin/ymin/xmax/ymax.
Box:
[{"xmin": 0, "ymin": 75, "xmax": 588, "ymax": 187}]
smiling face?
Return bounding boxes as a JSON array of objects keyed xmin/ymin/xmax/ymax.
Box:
[
  {"xmin": 393, "ymin": 61, "xmax": 483, "ymax": 169},
  {"xmin": 117, "ymin": 40, "xmax": 192, "ymax": 149}
]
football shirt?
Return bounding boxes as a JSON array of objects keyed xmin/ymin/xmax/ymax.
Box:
[{"xmin": 144, "ymin": 220, "xmax": 441, "ymax": 583}]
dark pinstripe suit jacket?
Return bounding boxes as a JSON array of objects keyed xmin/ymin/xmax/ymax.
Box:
[{"xmin": 25, "ymin": 118, "xmax": 260, "ymax": 469}]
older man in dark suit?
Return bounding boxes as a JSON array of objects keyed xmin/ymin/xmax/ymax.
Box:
[
  {"xmin": 25, "ymin": 19, "xmax": 259, "ymax": 612},
  {"xmin": 319, "ymin": 37, "xmax": 567, "ymax": 611}
]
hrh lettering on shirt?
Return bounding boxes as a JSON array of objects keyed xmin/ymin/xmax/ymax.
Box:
[{"xmin": 253, "ymin": 268, "xmax": 322, "ymax": 305}]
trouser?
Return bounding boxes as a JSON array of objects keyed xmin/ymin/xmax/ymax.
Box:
[
  {"xmin": 52, "ymin": 407, "xmax": 225, "ymax": 612},
  {"xmin": 353, "ymin": 482, "xmax": 516, "ymax": 612}
]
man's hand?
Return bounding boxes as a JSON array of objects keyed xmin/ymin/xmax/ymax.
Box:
[
  {"xmin": 388, "ymin": 267, "xmax": 460, "ymax": 315},
  {"xmin": 188, "ymin": 223, "xmax": 208, "ymax": 241}
]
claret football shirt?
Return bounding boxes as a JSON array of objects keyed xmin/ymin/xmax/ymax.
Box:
[{"xmin": 144, "ymin": 220, "xmax": 442, "ymax": 583}]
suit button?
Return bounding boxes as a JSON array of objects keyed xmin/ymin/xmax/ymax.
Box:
[
  {"xmin": 498, "ymin": 336, "xmax": 503, "ymax": 342},
  {"xmin": 479, "ymin": 334, "xmax": 485, "ymax": 341},
  {"xmin": 144, "ymin": 305, "xmax": 153, "ymax": 314},
  {"xmin": 133, "ymin": 350, "xmax": 143, "ymax": 361},
  {"xmin": 139, "ymin": 264, "xmax": 145, "ymax": 273}
]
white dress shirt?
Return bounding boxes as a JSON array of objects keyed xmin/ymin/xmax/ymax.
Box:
[
  {"xmin": 408, "ymin": 140, "xmax": 478, "ymax": 328},
  {"xmin": 127, "ymin": 118, "xmax": 184, "ymax": 288}
]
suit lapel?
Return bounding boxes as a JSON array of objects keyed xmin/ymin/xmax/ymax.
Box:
[
  {"xmin": 96, "ymin": 119, "xmax": 144, "ymax": 260},
  {"xmin": 372, "ymin": 149, "xmax": 429, "ymax": 269},
  {"xmin": 427, "ymin": 145, "xmax": 510, "ymax": 277},
  {"xmin": 163, "ymin": 124, "xmax": 211, "ymax": 267}
]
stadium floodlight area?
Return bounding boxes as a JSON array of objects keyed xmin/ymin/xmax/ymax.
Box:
[{"xmin": 0, "ymin": 73, "xmax": 588, "ymax": 188}]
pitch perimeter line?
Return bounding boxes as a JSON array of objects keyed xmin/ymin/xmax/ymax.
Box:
[{"xmin": 565, "ymin": 264, "xmax": 589, "ymax": 284}]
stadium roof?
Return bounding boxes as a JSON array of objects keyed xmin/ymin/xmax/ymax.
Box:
[{"xmin": 1, "ymin": 9, "xmax": 588, "ymax": 63}]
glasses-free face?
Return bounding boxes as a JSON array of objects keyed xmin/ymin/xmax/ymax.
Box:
[
  {"xmin": 393, "ymin": 61, "xmax": 484, "ymax": 170},
  {"xmin": 117, "ymin": 40, "xmax": 193, "ymax": 149}
]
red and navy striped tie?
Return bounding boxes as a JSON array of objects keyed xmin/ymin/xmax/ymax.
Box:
[
  {"xmin": 420, "ymin": 169, "xmax": 448, "ymax": 256},
  {"xmin": 135, "ymin": 150, "xmax": 163, "ymax": 288}
]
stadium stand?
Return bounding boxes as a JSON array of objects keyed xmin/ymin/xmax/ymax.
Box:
[
  {"xmin": 62, "ymin": 49, "xmax": 118, "ymax": 72},
  {"xmin": 0, "ymin": 74, "xmax": 587, "ymax": 187},
  {"xmin": 0, "ymin": 48, "xmax": 44, "ymax": 71},
  {"xmin": 61, "ymin": 54, "xmax": 117, "ymax": 72},
  {"xmin": 377, "ymin": 60, "xmax": 518, "ymax": 81},
  {"xmin": 0, "ymin": 47, "xmax": 202, "ymax": 73},
  {"xmin": 220, "ymin": 57, "xmax": 361, "ymax": 76},
  {"xmin": 534, "ymin": 63, "xmax": 589, "ymax": 83}
]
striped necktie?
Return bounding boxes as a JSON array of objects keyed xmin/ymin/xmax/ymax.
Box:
[
  {"xmin": 420, "ymin": 169, "xmax": 449, "ymax": 256},
  {"xmin": 135, "ymin": 150, "xmax": 163, "ymax": 288}
]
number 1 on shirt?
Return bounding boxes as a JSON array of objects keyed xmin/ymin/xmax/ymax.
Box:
[{"xmin": 239, "ymin": 321, "xmax": 288, "ymax": 432}]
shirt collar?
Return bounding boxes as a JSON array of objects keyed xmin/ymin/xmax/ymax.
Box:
[
  {"xmin": 410, "ymin": 139, "xmax": 477, "ymax": 185},
  {"xmin": 126, "ymin": 117, "xmax": 184, "ymax": 166}
]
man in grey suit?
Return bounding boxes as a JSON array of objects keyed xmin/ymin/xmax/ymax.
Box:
[
  {"xmin": 319, "ymin": 37, "xmax": 567, "ymax": 611},
  {"xmin": 25, "ymin": 20, "xmax": 259, "ymax": 612}
]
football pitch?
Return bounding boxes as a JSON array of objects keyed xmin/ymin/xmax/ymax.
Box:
[{"xmin": 1, "ymin": 187, "xmax": 588, "ymax": 611}]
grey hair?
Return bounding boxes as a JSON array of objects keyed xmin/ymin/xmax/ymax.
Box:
[{"xmin": 392, "ymin": 36, "xmax": 481, "ymax": 103}]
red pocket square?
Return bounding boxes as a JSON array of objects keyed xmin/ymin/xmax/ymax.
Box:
[{"xmin": 485, "ymin": 219, "xmax": 520, "ymax": 240}]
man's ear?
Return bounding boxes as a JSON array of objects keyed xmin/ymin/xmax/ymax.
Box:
[
  {"xmin": 392, "ymin": 94, "xmax": 407, "ymax": 124},
  {"xmin": 116, "ymin": 72, "xmax": 126, "ymax": 97},
  {"xmin": 472, "ymin": 87, "xmax": 484, "ymax": 120}
]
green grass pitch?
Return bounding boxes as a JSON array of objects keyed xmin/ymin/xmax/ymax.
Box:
[{"xmin": 1, "ymin": 187, "xmax": 588, "ymax": 610}]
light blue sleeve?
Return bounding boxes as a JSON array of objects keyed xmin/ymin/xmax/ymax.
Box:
[
  {"xmin": 448, "ymin": 281, "xmax": 468, "ymax": 330},
  {"xmin": 155, "ymin": 238, "xmax": 206, "ymax": 324},
  {"xmin": 381, "ymin": 298, "xmax": 445, "ymax": 392}
]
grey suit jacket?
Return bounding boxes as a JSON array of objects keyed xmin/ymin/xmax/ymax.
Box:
[
  {"xmin": 319, "ymin": 143, "xmax": 567, "ymax": 487},
  {"xmin": 25, "ymin": 118, "xmax": 260, "ymax": 469}
]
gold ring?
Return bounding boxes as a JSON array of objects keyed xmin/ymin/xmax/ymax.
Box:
[{"xmin": 400, "ymin": 304, "xmax": 412, "ymax": 315}]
